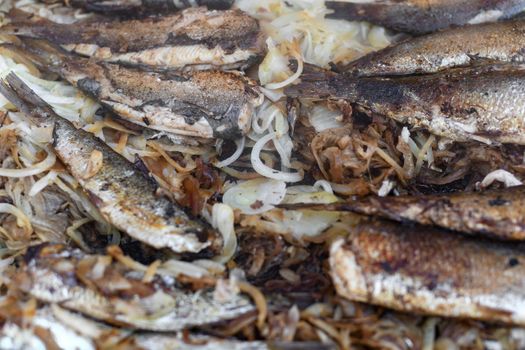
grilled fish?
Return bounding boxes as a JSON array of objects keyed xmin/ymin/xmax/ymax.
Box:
[
  {"xmin": 326, "ymin": 0, "xmax": 525, "ymax": 35},
  {"xmin": 286, "ymin": 64, "xmax": 525, "ymax": 144},
  {"xmin": 283, "ymin": 186, "xmax": 525, "ymax": 240},
  {"xmin": 66, "ymin": 0, "xmax": 234, "ymax": 13},
  {"xmin": 345, "ymin": 20, "xmax": 525, "ymax": 77},
  {"xmin": 17, "ymin": 244, "xmax": 254, "ymax": 331},
  {"xmin": 6, "ymin": 39, "xmax": 263, "ymax": 140},
  {"xmin": 2, "ymin": 7, "xmax": 264, "ymax": 71},
  {"xmin": 0, "ymin": 73, "xmax": 220, "ymax": 253},
  {"xmin": 331, "ymin": 220, "xmax": 525, "ymax": 325}
]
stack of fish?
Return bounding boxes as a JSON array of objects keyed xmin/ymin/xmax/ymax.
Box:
[
  {"xmin": 0, "ymin": 2, "xmax": 269, "ymax": 347},
  {"xmin": 2, "ymin": 0, "xmax": 525, "ymax": 348},
  {"xmin": 285, "ymin": 0, "xmax": 525, "ymax": 329}
]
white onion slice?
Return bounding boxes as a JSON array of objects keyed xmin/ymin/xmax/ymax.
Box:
[
  {"xmin": 0, "ymin": 149, "xmax": 56, "ymax": 178},
  {"xmin": 223, "ymin": 178, "xmax": 287, "ymax": 215},
  {"xmin": 251, "ymin": 132, "xmax": 303, "ymax": 182},
  {"xmin": 214, "ymin": 137, "xmax": 245, "ymax": 168},
  {"xmin": 211, "ymin": 203, "xmax": 237, "ymax": 264}
]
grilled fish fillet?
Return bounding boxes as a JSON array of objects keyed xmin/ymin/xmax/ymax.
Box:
[
  {"xmin": 345, "ymin": 20, "xmax": 525, "ymax": 77},
  {"xmin": 286, "ymin": 64, "xmax": 525, "ymax": 144},
  {"xmin": 16, "ymin": 244, "xmax": 254, "ymax": 331},
  {"xmin": 326, "ymin": 0, "xmax": 525, "ymax": 35},
  {"xmin": 330, "ymin": 220, "xmax": 525, "ymax": 325},
  {"xmin": 2, "ymin": 7, "xmax": 265, "ymax": 71},
  {"xmin": 281, "ymin": 186, "xmax": 525, "ymax": 240},
  {"xmin": 0, "ymin": 73, "xmax": 221, "ymax": 254},
  {"xmin": 7, "ymin": 39, "xmax": 263, "ymax": 140}
]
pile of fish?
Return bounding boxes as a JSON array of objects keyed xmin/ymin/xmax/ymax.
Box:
[{"xmin": 2, "ymin": 0, "xmax": 525, "ymax": 349}]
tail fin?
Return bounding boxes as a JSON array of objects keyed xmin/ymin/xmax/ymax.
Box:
[
  {"xmin": 1, "ymin": 73, "xmax": 56, "ymax": 116},
  {"xmin": 284, "ymin": 63, "xmax": 350, "ymax": 99},
  {"xmin": 0, "ymin": 38, "xmax": 68, "ymax": 74},
  {"xmin": 0, "ymin": 76, "xmax": 31, "ymax": 115}
]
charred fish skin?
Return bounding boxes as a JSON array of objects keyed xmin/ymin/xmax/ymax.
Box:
[
  {"xmin": 338, "ymin": 186, "xmax": 525, "ymax": 240},
  {"xmin": 10, "ymin": 39, "xmax": 263, "ymax": 140},
  {"xmin": 0, "ymin": 73, "xmax": 221, "ymax": 254},
  {"xmin": 326, "ymin": 0, "xmax": 525, "ymax": 35},
  {"xmin": 3, "ymin": 7, "xmax": 265, "ymax": 71},
  {"xmin": 68, "ymin": 0, "xmax": 234, "ymax": 13},
  {"xmin": 330, "ymin": 220, "xmax": 525, "ymax": 325},
  {"xmin": 19, "ymin": 244, "xmax": 254, "ymax": 331},
  {"xmin": 280, "ymin": 186, "xmax": 525, "ymax": 240},
  {"xmin": 286, "ymin": 64, "xmax": 525, "ymax": 144},
  {"xmin": 345, "ymin": 20, "xmax": 525, "ymax": 77}
]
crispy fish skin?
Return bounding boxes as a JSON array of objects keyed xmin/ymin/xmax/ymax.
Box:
[
  {"xmin": 11, "ymin": 39, "xmax": 263, "ymax": 140},
  {"xmin": 286, "ymin": 186, "xmax": 525, "ymax": 240},
  {"xmin": 68, "ymin": 0, "xmax": 234, "ymax": 13},
  {"xmin": 286, "ymin": 64, "xmax": 525, "ymax": 144},
  {"xmin": 345, "ymin": 20, "xmax": 525, "ymax": 77},
  {"xmin": 18, "ymin": 244, "xmax": 254, "ymax": 331},
  {"xmin": 0, "ymin": 73, "xmax": 220, "ymax": 253},
  {"xmin": 3, "ymin": 7, "xmax": 264, "ymax": 71},
  {"xmin": 326, "ymin": 0, "xmax": 525, "ymax": 35},
  {"xmin": 347, "ymin": 186, "xmax": 525, "ymax": 240},
  {"xmin": 330, "ymin": 220, "xmax": 525, "ymax": 325}
]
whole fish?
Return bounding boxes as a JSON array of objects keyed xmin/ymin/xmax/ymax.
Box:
[
  {"xmin": 17, "ymin": 244, "xmax": 254, "ymax": 331},
  {"xmin": 345, "ymin": 20, "xmax": 525, "ymax": 77},
  {"xmin": 2, "ymin": 7, "xmax": 265, "ymax": 71},
  {"xmin": 66, "ymin": 0, "xmax": 234, "ymax": 13},
  {"xmin": 282, "ymin": 186, "xmax": 525, "ymax": 240},
  {"xmin": 0, "ymin": 73, "xmax": 221, "ymax": 253},
  {"xmin": 7, "ymin": 39, "xmax": 263, "ymax": 140},
  {"xmin": 326, "ymin": 0, "xmax": 525, "ymax": 35},
  {"xmin": 330, "ymin": 220, "xmax": 525, "ymax": 325},
  {"xmin": 286, "ymin": 64, "xmax": 525, "ymax": 144}
]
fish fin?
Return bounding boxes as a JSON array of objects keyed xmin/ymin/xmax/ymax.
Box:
[
  {"xmin": 3, "ymin": 38, "xmax": 69, "ymax": 72},
  {"xmin": 0, "ymin": 77, "xmax": 31, "ymax": 115},
  {"xmin": 4, "ymin": 73, "xmax": 55, "ymax": 116}
]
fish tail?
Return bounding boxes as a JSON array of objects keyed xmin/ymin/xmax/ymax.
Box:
[
  {"xmin": 0, "ymin": 75, "xmax": 31, "ymax": 115},
  {"xmin": 0, "ymin": 38, "xmax": 67, "ymax": 72},
  {"xmin": 2, "ymin": 73, "xmax": 55, "ymax": 115},
  {"xmin": 284, "ymin": 64, "xmax": 354, "ymax": 99}
]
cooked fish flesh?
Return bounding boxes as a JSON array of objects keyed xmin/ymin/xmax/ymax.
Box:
[
  {"xmin": 345, "ymin": 20, "xmax": 525, "ymax": 77},
  {"xmin": 284, "ymin": 186, "xmax": 525, "ymax": 240},
  {"xmin": 286, "ymin": 64, "xmax": 525, "ymax": 144},
  {"xmin": 7, "ymin": 39, "xmax": 263, "ymax": 140},
  {"xmin": 0, "ymin": 73, "xmax": 221, "ymax": 253},
  {"xmin": 0, "ymin": 299, "xmax": 267, "ymax": 350},
  {"xmin": 326, "ymin": 0, "xmax": 525, "ymax": 35},
  {"xmin": 2, "ymin": 7, "xmax": 265, "ymax": 71},
  {"xmin": 17, "ymin": 244, "xmax": 254, "ymax": 331},
  {"xmin": 67, "ymin": 0, "xmax": 234, "ymax": 13},
  {"xmin": 330, "ymin": 220, "xmax": 525, "ymax": 325}
]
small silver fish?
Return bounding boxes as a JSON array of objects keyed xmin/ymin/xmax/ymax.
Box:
[
  {"xmin": 3, "ymin": 7, "xmax": 265, "ymax": 71},
  {"xmin": 331, "ymin": 220, "xmax": 525, "ymax": 325},
  {"xmin": 6, "ymin": 39, "xmax": 263, "ymax": 140},
  {"xmin": 345, "ymin": 20, "xmax": 525, "ymax": 77},
  {"xmin": 18, "ymin": 244, "xmax": 255, "ymax": 331},
  {"xmin": 286, "ymin": 63, "xmax": 525, "ymax": 144},
  {"xmin": 0, "ymin": 73, "xmax": 221, "ymax": 254},
  {"xmin": 326, "ymin": 0, "xmax": 525, "ymax": 34}
]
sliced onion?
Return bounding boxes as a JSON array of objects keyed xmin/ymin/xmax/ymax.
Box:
[
  {"xmin": 223, "ymin": 178, "xmax": 287, "ymax": 215},
  {"xmin": 0, "ymin": 149, "xmax": 55, "ymax": 178},
  {"xmin": 211, "ymin": 203, "xmax": 237, "ymax": 264},
  {"xmin": 264, "ymin": 53, "xmax": 303, "ymax": 90},
  {"xmin": 251, "ymin": 132, "xmax": 303, "ymax": 182},
  {"xmin": 480, "ymin": 170, "xmax": 522, "ymax": 188},
  {"xmin": 214, "ymin": 137, "xmax": 245, "ymax": 168},
  {"xmin": 29, "ymin": 170, "xmax": 58, "ymax": 197},
  {"xmin": 0, "ymin": 203, "xmax": 32, "ymax": 235}
]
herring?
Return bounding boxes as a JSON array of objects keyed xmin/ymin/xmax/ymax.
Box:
[{"xmin": 0, "ymin": 73, "xmax": 221, "ymax": 253}]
